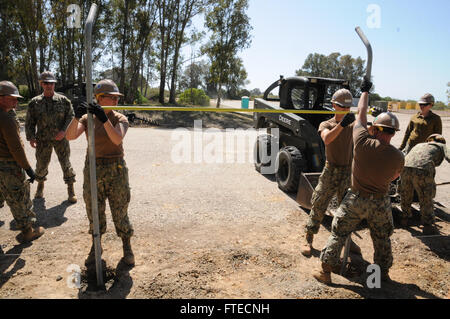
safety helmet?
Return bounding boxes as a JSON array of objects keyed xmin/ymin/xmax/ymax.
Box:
[
  {"xmin": 418, "ymin": 93, "xmax": 434, "ymax": 105},
  {"xmin": 94, "ymin": 79, "xmax": 123, "ymax": 96},
  {"xmin": 372, "ymin": 112, "xmax": 400, "ymax": 131},
  {"xmin": 39, "ymin": 71, "xmax": 57, "ymax": 83},
  {"xmin": 426, "ymin": 134, "xmax": 446, "ymax": 144},
  {"xmin": 0, "ymin": 81, "xmax": 23, "ymax": 98},
  {"xmin": 331, "ymin": 89, "xmax": 353, "ymax": 108}
]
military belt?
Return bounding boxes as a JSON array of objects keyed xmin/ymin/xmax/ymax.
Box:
[
  {"xmin": 350, "ymin": 188, "xmax": 386, "ymax": 200},
  {"xmin": 325, "ymin": 161, "xmax": 351, "ymax": 170},
  {"xmin": 92, "ymin": 157, "xmax": 124, "ymax": 165}
]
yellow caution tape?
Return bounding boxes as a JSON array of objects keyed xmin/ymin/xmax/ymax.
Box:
[{"xmin": 101, "ymin": 106, "xmax": 352, "ymax": 114}]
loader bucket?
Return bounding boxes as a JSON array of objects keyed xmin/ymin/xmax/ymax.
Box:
[{"xmin": 296, "ymin": 173, "xmax": 321, "ymax": 209}]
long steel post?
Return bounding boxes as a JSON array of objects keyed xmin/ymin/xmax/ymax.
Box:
[{"xmin": 84, "ymin": 3, "xmax": 103, "ymax": 287}]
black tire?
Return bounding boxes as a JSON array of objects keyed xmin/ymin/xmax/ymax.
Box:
[
  {"xmin": 275, "ymin": 146, "xmax": 306, "ymax": 192},
  {"xmin": 254, "ymin": 134, "xmax": 279, "ymax": 173}
]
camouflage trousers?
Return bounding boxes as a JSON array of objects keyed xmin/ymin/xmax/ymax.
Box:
[
  {"xmin": 0, "ymin": 161, "xmax": 36, "ymax": 231},
  {"xmin": 399, "ymin": 167, "xmax": 436, "ymax": 225},
  {"xmin": 320, "ymin": 190, "xmax": 394, "ymax": 273},
  {"xmin": 83, "ymin": 157, "xmax": 133, "ymax": 239},
  {"xmin": 305, "ymin": 164, "xmax": 351, "ymax": 235},
  {"xmin": 35, "ymin": 139, "xmax": 76, "ymax": 184}
]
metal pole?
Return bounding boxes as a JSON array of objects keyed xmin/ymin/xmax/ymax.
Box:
[
  {"xmin": 355, "ymin": 26, "xmax": 373, "ymax": 82},
  {"xmin": 340, "ymin": 235, "xmax": 351, "ymax": 276},
  {"xmin": 84, "ymin": 3, "xmax": 103, "ymax": 287}
]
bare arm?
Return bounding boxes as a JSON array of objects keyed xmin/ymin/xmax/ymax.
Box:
[
  {"xmin": 104, "ymin": 121, "xmax": 128, "ymax": 145},
  {"xmin": 65, "ymin": 118, "xmax": 85, "ymax": 140},
  {"xmin": 356, "ymin": 92, "xmax": 369, "ymax": 128},
  {"xmin": 321, "ymin": 125, "xmax": 344, "ymax": 145}
]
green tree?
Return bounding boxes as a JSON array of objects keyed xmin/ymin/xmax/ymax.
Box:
[
  {"xmin": 296, "ymin": 52, "xmax": 366, "ymax": 96},
  {"xmin": 167, "ymin": 0, "xmax": 205, "ymax": 104},
  {"xmin": 178, "ymin": 60, "xmax": 210, "ymax": 91},
  {"xmin": 203, "ymin": 0, "xmax": 252, "ymax": 107}
]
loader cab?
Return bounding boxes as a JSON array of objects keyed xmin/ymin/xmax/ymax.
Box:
[{"xmin": 264, "ymin": 76, "xmax": 350, "ymax": 129}]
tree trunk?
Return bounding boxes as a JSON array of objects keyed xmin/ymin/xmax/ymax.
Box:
[
  {"xmin": 120, "ymin": 0, "xmax": 129, "ymax": 105},
  {"xmin": 216, "ymin": 84, "xmax": 222, "ymax": 108}
]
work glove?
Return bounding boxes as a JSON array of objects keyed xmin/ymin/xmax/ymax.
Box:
[
  {"xmin": 360, "ymin": 79, "xmax": 372, "ymax": 93},
  {"xmin": 25, "ymin": 168, "xmax": 36, "ymax": 184},
  {"xmin": 74, "ymin": 102, "xmax": 88, "ymax": 119},
  {"xmin": 340, "ymin": 112, "xmax": 355, "ymax": 127},
  {"xmin": 88, "ymin": 102, "xmax": 108, "ymax": 123},
  {"xmin": 370, "ymin": 106, "xmax": 384, "ymax": 118}
]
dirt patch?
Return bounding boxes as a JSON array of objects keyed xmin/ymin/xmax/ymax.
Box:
[{"xmin": 126, "ymin": 109, "xmax": 254, "ymax": 129}]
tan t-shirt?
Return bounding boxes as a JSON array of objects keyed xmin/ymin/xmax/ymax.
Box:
[
  {"xmin": 352, "ymin": 123, "xmax": 404, "ymax": 194},
  {"xmin": 318, "ymin": 118, "xmax": 353, "ymax": 166},
  {"xmin": 79, "ymin": 111, "xmax": 128, "ymax": 158},
  {"xmin": 0, "ymin": 109, "xmax": 31, "ymax": 169}
]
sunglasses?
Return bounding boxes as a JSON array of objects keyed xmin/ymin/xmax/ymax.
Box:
[
  {"xmin": 102, "ymin": 95, "xmax": 120, "ymax": 101},
  {"xmin": 419, "ymin": 103, "xmax": 430, "ymax": 107},
  {"xmin": 42, "ymin": 82, "xmax": 55, "ymax": 85}
]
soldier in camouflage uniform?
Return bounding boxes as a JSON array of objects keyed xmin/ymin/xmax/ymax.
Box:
[
  {"xmin": 66, "ymin": 79, "xmax": 134, "ymax": 266},
  {"xmin": 0, "ymin": 81, "xmax": 44, "ymax": 242},
  {"xmin": 313, "ymin": 80, "xmax": 404, "ymax": 284},
  {"xmin": 399, "ymin": 134, "xmax": 449, "ymax": 234},
  {"xmin": 301, "ymin": 89, "xmax": 361, "ymax": 257},
  {"xmin": 25, "ymin": 71, "xmax": 77, "ymax": 203},
  {"xmin": 399, "ymin": 93, "xmax": 442, "ymax": 154},
  {"xmin": 0, "ymin": 109, "xmax": 19, "ymax": 209}
]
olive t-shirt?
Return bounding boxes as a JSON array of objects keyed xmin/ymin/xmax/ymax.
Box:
[
  {"xmin": 352, "ymin": 123, "xmax": 404, "ymax": 194},
  {"xmin": 79, "ymin": 111, "xmax": 128, "ymax": 158},
  {"xmin": 318, "ymin": 118, "xmax": 353, "ymax": 166}
]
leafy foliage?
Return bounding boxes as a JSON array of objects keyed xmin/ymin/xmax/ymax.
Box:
[
  {"xmin": 296, "ymin": 52, "xmax": 367, "ymax": 96},
  {"xmin": 178, "ymin": 88, "xmax": 210, "ymax": 106}
]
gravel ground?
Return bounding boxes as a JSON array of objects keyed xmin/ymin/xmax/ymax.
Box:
[{"xmin": 0, "ymin": 107, "xmax": 449, "ymax": 299}]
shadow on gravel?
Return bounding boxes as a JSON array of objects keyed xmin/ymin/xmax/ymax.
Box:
[
  {"xmin": 8, "ymin": 199, "xmax": 70, "ymax": 230},
  {"xmin": 78, "ymin": 259, "xmax": 133, "ymax": 299},
  {"xmin": 331, "ymin": 279, "xmax": 440, "ymax": 299},
  {"xmin": 32, "ymin": 198, "xmax": 69, "ymax": 229},
  {"xmin": 434, "ymin": 201, "xmax": 450, "ymax": 222},
  {"xmin": 0, "ymin": 242, "xmax": 31, "ymax": 290}
]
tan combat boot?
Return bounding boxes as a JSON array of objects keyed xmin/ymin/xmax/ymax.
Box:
[
  {"xmin": 85, "ymin": 235, "xmax": 102, "ymax": 266},
  {"xmin": 300, "ymin": 233, "xmax": 314, "ymax": 257},
  {"xmin": 313, "ymin": 262, "xmax": 332, "ymax": 284},
  {"xmin": 21, "ymin": 226, "xmax": 45, "ymax": 242},
  {"xmin": 122, "ymin": 237, "xmax": 135, "ymax": 266},
  {"xmin": 35, "ymin": 181, "xmax": 44, "ymax": 199},
  {"xmin": 67, "ymin": 183, "xmax": 77, "ymax": 204}
]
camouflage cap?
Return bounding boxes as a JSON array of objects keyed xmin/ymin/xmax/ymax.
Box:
[
  {"xmin": 373, "ymin": 111, "xmax": 400, "ymax": 131},
  {"xmin": 426, "ymin": 134, "xmax": 446, "ymax": 144},
  {"xmin": 94, "ymin": 79, "xmax": 123, "ymax": 96},
  {"xmin": 418, "ymin": 93, "xmax": 434, "ymax": 105},
  {"xmin": 39, "ymin": 71, "xmax": 57, "ymax": 83},
  {"xmin": 0, "ymin": 81, "xmax": 23, "ymax": 98},
  {"xmin": 331, "ymin": 89, "xmax": 353, "ymax": 107}
]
